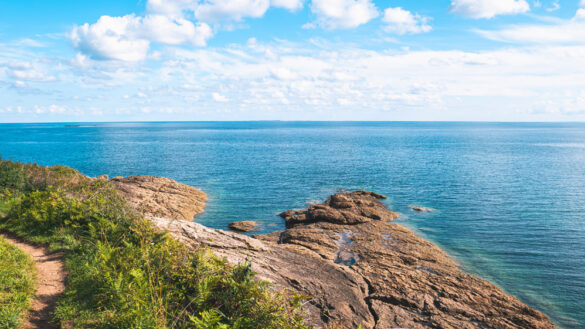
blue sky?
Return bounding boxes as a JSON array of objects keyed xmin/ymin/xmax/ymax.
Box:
[{"xmin": 1, "ymin": 0, "xmax": 585, "ymax": 122}]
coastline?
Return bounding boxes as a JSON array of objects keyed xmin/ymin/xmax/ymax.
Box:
[{"xmin": 113, "ymin": 175, "xmax": 557, "ymax": 328}]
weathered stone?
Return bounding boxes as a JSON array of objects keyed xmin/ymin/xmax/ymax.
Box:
[
  {"xmin": 114, "ymin": 178, "xmax": 556, "ymax": 329},
  {"xmin": 228, "ymin": 220, "xmax": 259, "ymax": 232},
  {"xmin": 279, "ymin": 191, "xmax": 399, "ymax": 228},
  {"xmin": 111, "ymin": 175, "xmax": 207, "ymax": 221}
]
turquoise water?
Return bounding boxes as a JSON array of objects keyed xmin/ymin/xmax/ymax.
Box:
[{"xmin": 1, "ymin": 121, "xmax": 584, "ymax": 327}]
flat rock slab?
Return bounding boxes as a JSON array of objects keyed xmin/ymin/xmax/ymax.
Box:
[{"xmin": 228, "ymin": 220, "xmax": 259, "ymax": 232}]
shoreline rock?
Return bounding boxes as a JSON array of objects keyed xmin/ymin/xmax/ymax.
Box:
[
  {"xmin": 113, "ymin": 176, "xmax": 556, "ymax": 329},
  {"xmin": 228, "ymin": 220, "xmax": 259, "ymax": 232},
  {"xmin": 111, "ymin": 175, "xmax": 207, "ymax": 221}
]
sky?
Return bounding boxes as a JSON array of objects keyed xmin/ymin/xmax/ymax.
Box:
[{"xmin": 1, "ymin": 0, "xmax": 585, "ymax": 122}]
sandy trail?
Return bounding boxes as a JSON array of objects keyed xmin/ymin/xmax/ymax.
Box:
[{"xmin": 2, "ymin": 234, "xmax": 65, "ymax": 329}]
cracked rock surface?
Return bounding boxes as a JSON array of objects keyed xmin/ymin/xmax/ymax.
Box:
[{"xmin": 114, "ymin": 177, "xmax": 555, "ymax": 329}]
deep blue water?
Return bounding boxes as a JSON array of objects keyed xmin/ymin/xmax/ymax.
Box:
[{"xmin": 1, "ymin": 121, "xmax": 584, "ymax": 328}]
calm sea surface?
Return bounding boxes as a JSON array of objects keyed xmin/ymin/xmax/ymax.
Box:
[{"xmin": 1, "ymin": 122, "xmax": 584, "ymax": 327}]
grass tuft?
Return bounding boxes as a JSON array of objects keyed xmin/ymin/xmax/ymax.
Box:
[{"xmin": 0, "ymin": 235, "xmax": 37, "ymax": 329}]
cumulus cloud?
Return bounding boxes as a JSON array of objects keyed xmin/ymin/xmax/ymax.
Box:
[
  {"xmin": 450, "ymin": 0, "xmax": 530, "ymax": 19},
  {"xmin": 71, "ymin": 14, "xmax": 213, "ymax": 61},
  {"xmin": 71, "ymin": 15, "xmax": 151, "ymax": 62},
  {"xmin": 72, "ymin": 0, "xmax": 312, "ymax": 61},
  {"xmin": 271, "ymin": 0, "xmax": 304, "ymax": 11},
  {"xmin": 382, "ymin": 7, "xmax": 431, "ymax": 35},
  {"xmin": 308, "ymin": 0, "xmax": 379, "ymax": 29},
  {"xmin": 194, "ymin": 0, "xmax": 271, "ymax": 21},
  {"xmin": 477, "ymin": 8, "xmax": 585, "ymax": 44}
]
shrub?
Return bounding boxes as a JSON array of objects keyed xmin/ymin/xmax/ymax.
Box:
[
  {"xmin": 0, "ymin": 160, "xmax": 29, "ymax": 193},
  {"xmin": 0, "ymin": 160, "xmax": 310, "ymax": 329}
]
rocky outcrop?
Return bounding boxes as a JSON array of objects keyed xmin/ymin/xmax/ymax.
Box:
[
  {"xmin": 114, "ymin": 178, "xmax": 555, "ymax": 329},
  {"xmin": 280, "ymin": 190, "xmax": 398, "ymax": 227},
  {"xmin": 228, "ymin": 220, "xmax": 259, "ymax": 232},
  {"xmin": 111, "ymin": 175, "xmax": 207, "ymax": 220}
]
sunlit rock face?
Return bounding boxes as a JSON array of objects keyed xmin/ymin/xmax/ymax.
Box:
[{"xmin": 115, "ymin": 177, "xmax": 555, "ymax": 329}]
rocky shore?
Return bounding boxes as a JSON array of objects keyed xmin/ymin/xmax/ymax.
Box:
[{"xmin": 113, "ymin": 175, "xmax": 556, "ymax": 329}]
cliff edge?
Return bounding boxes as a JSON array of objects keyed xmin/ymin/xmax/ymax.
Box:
[{"xmin": 113, "ymin": 176, "xmax": 555, "ymax": 329}]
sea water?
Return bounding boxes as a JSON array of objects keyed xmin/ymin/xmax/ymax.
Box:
[{"xmin": 1, "ymin": 121, "xmax": 584, "ymax": 328}]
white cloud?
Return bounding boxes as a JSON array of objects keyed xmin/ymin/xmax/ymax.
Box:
[
  {"xmin": 147, "ymin": 0, "xmax": 303, "ymax": 21},
  {"xmin": 309, "ymin": 0, "xmax": 379, "ymax": 29},
  {"xmin": 212, "ymin": 92, "xmax": 229, "ymax": 102},
  {"xmin": 581, "ymin": 0, "xmax": 585, "ymax": 7},
  {"xmin": 478, "ymin": 8, "xmax": 585, "ymax": 44},
  {"xmin": 142, "ymin": 15, "xmax": 212, "ymax": 46},
  {"xmin": 194, "ymin": 0, "xmax": 271, "ymax": 21},
  {"xmin": 71, "ymin": 15, "xmax": 150, "ymax": 61},
  {"xmin": 147, "ymin": 0, "xmax": 195, "ymax": 17},
  {"xmin": 10, "ymin": 69, "xmax": 56, "ymax": 82},
  {"xmin": 450, "ymin": 0, "xmax": 530, "ymax": 19},
  {"xmin": 71, "ymin": 14, "xmax": 213, "ymax": 61},
  {"xmin": 6, "ymin": 24, "xmax": 585, "ymax": 121},
  {"xmin": 382, "ymin": 7, "xmax": 432, "ymax": 35},
  {"xmin": 271, "ymin": 0, "xmax": 304, "ymax": 11}
]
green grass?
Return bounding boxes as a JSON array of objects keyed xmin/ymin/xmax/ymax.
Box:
[
  {"xmin": 0, "ymin": 235, "xmax": 37, "ymax": 329},
  {"xmin": 0, "ymin": 159, "xmax": 310, "ymax": 329}
]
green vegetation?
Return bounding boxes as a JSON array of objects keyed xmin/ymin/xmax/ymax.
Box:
[
  {"xmin": 0, "ymin": 235, "xmax": 36, "ymax": 329},
  {"xmin": 0, "ymin": 159, "xmax": 309, "ymax": 329}
]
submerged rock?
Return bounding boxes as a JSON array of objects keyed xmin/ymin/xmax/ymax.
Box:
[
  {"xmin": 228, "ymin": 220, "xmax": 259, "ymax": 232},
  {"xmin": 114, "ymin": 178, "xmax": 555, "ymax": 329},
  {"xmin": 409, "ymin": 205, "xmax": 435, "ymax": 212}
]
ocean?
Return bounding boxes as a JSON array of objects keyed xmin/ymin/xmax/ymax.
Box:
[{"xmin": 1, "ymin": 121, "xmax": 583, "ymax": 328}]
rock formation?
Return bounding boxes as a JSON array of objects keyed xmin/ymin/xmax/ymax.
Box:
[
  {"xmin": 111, "ymin": 175, "xmax": 207, "ymax": 220},
  {"xmin": 228, "ymin": 220, "xmax": 259, "ymax": 232},
  {"xmin": 113, "ymin": 176, "xmax": 556, "ymax": 329}
]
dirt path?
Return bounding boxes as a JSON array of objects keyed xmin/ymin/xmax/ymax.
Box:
[{"xmin": 2, "ymin": 234, "xmax": 66, "ymax": 329}]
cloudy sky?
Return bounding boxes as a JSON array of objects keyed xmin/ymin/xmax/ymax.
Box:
[{"xmin": 1, "ymin": 0, "xmax": 585, "ymax": 122}]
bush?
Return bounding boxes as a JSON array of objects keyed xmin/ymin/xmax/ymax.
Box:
[
  {"xmin": 0, "ymin": 160, "xmax": 310, "ymax": 329},
  {"xmin": 0, "ymin": 160, "xmax": 29, "ymax": 193}
]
